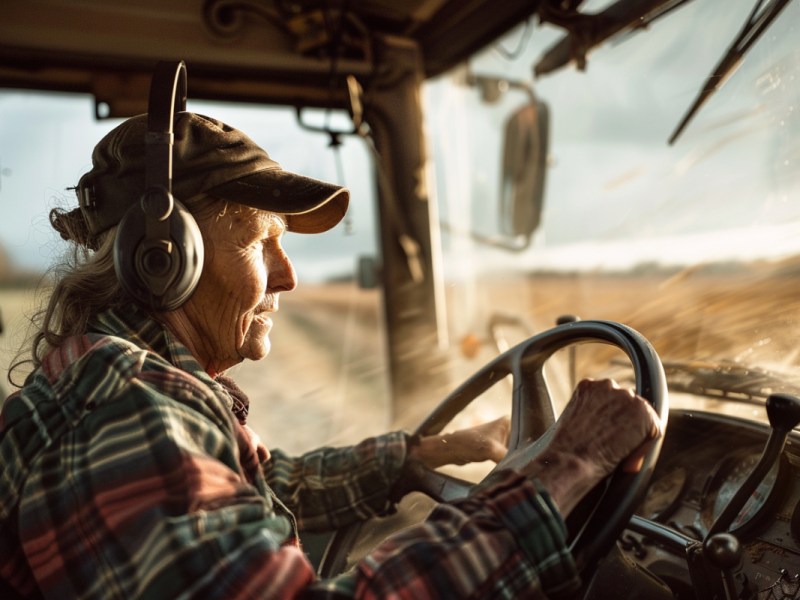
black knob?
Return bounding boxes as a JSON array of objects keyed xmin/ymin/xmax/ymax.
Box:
[
  {"xmin": 703, "ymin": 533, "xmax": 741, "ymax": 570},
  {"xmin": 766, "ymin": 393, "xmax": 800, "ymax": 433}
]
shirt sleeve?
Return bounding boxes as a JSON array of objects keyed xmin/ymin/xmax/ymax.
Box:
[
  {"xmin": 305, "ymin": 470, "xmax": 580, "ymax": 599},
  {"xmin": 264, "ymin": 431, "xmax": 409, "ymax": 532}
]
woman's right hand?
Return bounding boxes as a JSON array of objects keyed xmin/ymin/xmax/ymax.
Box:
[{"xmin": 523, "ymin": 378, "xmax": 662, "ymax": 516}]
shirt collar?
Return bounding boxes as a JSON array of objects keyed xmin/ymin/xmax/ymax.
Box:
[{"xmin": 89, "ymin": 304, "xmax": 217, "ymax": 388}]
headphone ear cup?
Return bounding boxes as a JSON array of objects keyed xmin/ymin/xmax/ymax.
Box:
[{"xmin": 114, "ymin": 198, "xmax": 204, "ymax": 311}]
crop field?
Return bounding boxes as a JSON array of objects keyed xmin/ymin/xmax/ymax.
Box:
[{"xmin": 3, "ymin": 254, "xmax": 800, "ymax": 455}]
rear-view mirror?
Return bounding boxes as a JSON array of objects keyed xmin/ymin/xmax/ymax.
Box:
[{"xmin": 499, "ymin": 100, "xmax": 549, "ymax": 241}]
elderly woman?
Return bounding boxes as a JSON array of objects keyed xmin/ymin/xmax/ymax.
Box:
[{"xmin": 0, "ymin": 112, "xmax": 659, "ymax": 599}]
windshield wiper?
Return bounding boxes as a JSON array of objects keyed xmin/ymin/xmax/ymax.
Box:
[
  {"xmin": 668, "ymin": 0, "xmax": 795, "ymax": 144},
  {"xmin": 661, "ymin": 359, "xmax": 800, "ymax": 404}
]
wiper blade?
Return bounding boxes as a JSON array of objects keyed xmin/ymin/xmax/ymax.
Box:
[
  {"xmin": 668, "ymin": 0, "xmax": 794, "ymax": 145},
  {"xmin": 661, "ymin": 359, "xmax": 800, "ymax": 404}
]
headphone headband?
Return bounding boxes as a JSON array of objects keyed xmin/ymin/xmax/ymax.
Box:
[
  {"xmin": 146, "ymin": 61, "xmax": 187, "ymax": 195},
  {"xmin": 113, "ymin": 60, "xmax": 204, "ymax": 312}
]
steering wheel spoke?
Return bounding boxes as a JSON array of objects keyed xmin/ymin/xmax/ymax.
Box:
[
  {"xmin": 403, "ymin": 461, "xmax": 475, "ymax": 502},
  {"xmin": 512, "ymin": 364, "xmax": 556, "ymax": 448}
]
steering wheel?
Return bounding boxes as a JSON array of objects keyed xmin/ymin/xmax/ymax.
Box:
[{"xmin": 319, "ymin": 320, "xmax": 668, "ymax": 586}]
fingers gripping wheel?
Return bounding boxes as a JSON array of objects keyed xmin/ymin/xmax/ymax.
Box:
[{"xmin": 114, "ymin": 60, "xmax": 204, "ymax": 312}]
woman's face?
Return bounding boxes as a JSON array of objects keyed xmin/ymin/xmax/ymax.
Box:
[{"xmin": 174, "ymin": 207, "xmax": 297, "ymax": 376}]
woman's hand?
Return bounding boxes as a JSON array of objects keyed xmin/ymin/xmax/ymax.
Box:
[
  {"xmin": 405, "ymin": 379, "xmax": 660, "ymax": 519},
  {"xmin": 523, "ymin": 378, "xmax": 662, "ymax": 516},
  {"xmin": 408, "ymin": 416, "xmax": 510, "ymax": 470}
]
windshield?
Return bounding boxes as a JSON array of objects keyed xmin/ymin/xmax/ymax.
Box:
[{"xmin": 424, "ymin": 0, "xmax": 800, "ymax": 425}]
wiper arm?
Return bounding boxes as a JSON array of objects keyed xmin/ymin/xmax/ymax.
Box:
[
  {"xmin": 668, "ymin": 0, "xmax": 794, "ymax": 145},
  {"xmin": 534, "ymin": 0, "xmax": 693, "ymax": 77}
]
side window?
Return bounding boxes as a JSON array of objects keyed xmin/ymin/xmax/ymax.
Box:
[{"xmin": 0, "ymin": 93, "xmax": 390, "ymax": 452}]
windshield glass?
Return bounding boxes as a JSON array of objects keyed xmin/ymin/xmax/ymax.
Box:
[{"xmin": 423, "ymin": 0, "xmax": 800, "ymax": 425}]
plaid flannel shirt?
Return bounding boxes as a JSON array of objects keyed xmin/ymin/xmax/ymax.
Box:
[{"xmin": 0, "ymin": 306, "xmax": 579, "ymax": 599}]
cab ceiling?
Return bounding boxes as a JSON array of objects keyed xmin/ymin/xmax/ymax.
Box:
[{"xmin": 0, "ymin": 0, "xmax": 541, "ymax": 116}]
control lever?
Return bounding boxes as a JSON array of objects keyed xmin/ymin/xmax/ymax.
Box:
[
  {"xmin": 688, "ymin": 393, "xmax": 800, "ymax": 599},
  {"xmin": 701, "ymin": 533, "xmax": 744, "ymax": 599},
  {"xmin": 707, "ymin": 393, "xmax": 800, "ymax": 536}
]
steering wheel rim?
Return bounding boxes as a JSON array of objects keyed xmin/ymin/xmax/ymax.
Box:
[{"xmin": 319, "ymin": 320, "xmax": 668, "ymax": 583}]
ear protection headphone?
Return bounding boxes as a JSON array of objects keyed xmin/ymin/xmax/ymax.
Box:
[{"xmin": 114, "ymin": 60, "xmax": 204, "ymax": 311}]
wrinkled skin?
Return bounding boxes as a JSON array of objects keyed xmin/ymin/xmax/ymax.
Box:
[
  {"xmin": 522, "ymin": 378, "xmax": 661, "ymax": 516},
  {"xmin": 410, "ymin": 416, "xmax": 512, "ymax": 468},
  {"xmin": 162, "ymin": 209, "xmax": 296, "ymax": 377}
]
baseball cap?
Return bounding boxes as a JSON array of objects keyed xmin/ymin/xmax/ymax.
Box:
[{"xmin": 77, "ymin": 112, "xmax": 349, "ymax": 235}]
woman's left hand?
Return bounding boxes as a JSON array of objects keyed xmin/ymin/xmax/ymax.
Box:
[{"xmin": 408, "ymin": 416, "xmax": 510, "ymax": 469}]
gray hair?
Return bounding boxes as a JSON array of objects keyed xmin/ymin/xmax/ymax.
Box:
[{"xmin": 8, "ymin": 193, "xmax": 237, "ymax": 386}]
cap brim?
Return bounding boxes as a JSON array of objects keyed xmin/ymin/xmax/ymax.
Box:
[{"xmin": 208, "ymin": 169, "xmax": 349, "ymax": 234}]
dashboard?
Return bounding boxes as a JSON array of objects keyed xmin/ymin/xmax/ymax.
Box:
[{"xmin": 621, "ymin": 409, "xmax": 800, "ymax": 599}]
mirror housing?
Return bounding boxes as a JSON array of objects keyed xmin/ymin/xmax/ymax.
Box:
[{"xmin": 500, "ymin": 99, "xmax": 549, "ymax": 240}]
